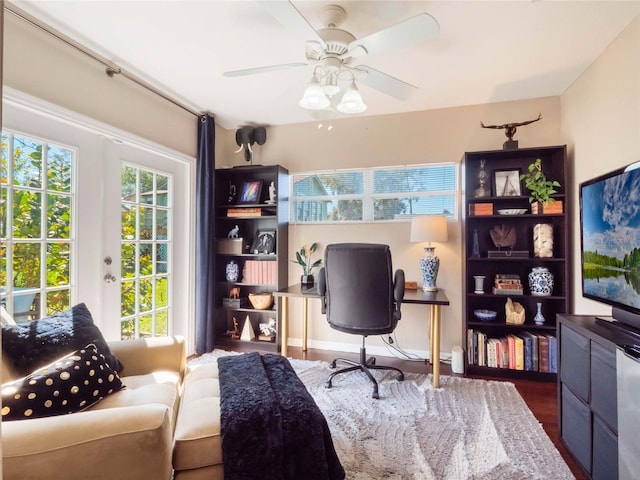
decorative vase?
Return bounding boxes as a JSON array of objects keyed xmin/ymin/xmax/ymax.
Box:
[
  {"xmin": 471, "ymin": 229, "xmax": 480, "ymax": 257},
  {"xmin": 534, "ymin": 302, "xmax": 546, "ymax": 325},
  {"xmin": 528, "ymin": 267, "xmax": 554, "ymax": 296},
  {"xmin": 301, "ymin": 274, "xmax": 314, "ymax": 287},
  {"xmin": 420, "ymin": 247, "xmax": 440, "ymax": 292},
  {"xmin": 473, "ymin": 275, "xmax": 486, "ymax": 294},
  {"xmin": 533, "ymin": 223, "xmax": 553, "ymax": 258},
  {"xmin": 225, "ymin": 260, "xmax": 239, "ymax": 282}
]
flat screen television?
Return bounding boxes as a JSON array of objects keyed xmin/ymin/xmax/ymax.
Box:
[{"xmin": 580, "ymin": 160, "xmax": 640, "ymax": 330}]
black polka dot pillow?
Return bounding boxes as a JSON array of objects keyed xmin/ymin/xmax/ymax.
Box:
[{"xmin": 1, "ymin": 343, "xmax": 124, "ymax": 421}]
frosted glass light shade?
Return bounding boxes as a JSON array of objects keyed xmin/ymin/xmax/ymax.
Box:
[
  {"xmin": 336, "ymin": 81, "xmax": 367, "ymax": 113},
  {"xmin": 299, "ymin": 77, "xmax": 330, "ymax": 110}
]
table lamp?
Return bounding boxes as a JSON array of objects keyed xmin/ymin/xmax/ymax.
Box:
[{"xmin": 410, "ymin": 215, "xmax": 448, "ymax": 292}]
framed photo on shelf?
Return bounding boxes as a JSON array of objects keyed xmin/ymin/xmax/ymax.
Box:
[
  {"xmin": 250, "ymin": 229, "xmax": 276, "ymax": 254},
  {"xmin": 492, "ymin": 169, "xmax": 522, "ymax": 197},
  {"xmin": 239, "ymin": 180, "xmax": 262, "ymax": 204}
]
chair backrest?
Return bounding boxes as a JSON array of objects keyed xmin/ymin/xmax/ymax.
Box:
[{"xmin": 320, "ymin": 243, "xmax": 403, "ymax": 336}]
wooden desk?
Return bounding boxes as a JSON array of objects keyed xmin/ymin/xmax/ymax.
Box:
[
  {"xmin": 274, "ymin": 285, "xmax": 450, "ymax": 388},
  {"xmin": 403, "ymin": 289, "xmax": 450, "ymax": 388},
  {"xmin": 273, "ymin": 284, "xmax": 322, "ymax": 357}
]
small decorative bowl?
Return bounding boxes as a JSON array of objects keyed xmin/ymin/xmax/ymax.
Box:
[
  {"xmin": 497, "ymin": 209, "xmax": 528, "ymax": 215},
  {"xmin": 474, "ymin": 309, "xmax": 497, "ymax": 322},
  {"xmin": 248, "ymin": 293, "xmax": 274, "ymax": 310}
]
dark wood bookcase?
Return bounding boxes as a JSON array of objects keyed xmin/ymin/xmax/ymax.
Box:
[
  {"xmin": 463, "ymin": 145, "xmax": 569, "ymax": 380},
  {"xmin": 213, "ymin": 165, "xmax": 289, "ymax": 353}
]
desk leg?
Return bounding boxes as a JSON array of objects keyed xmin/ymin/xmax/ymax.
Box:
[
  {"xmin": 280, "ymin": 297, "xmax": 289, "ymax": 357},
  {"xmin": 431, "ymin": 304, "xmax": 441, "ymax": 388},
  {"xmin": 302, "ymin": 297, "xmax": 309, "ymax": 352},
  {"xmin": 429, "ymin": 313, "xmax": 434, "ymax": 365}
]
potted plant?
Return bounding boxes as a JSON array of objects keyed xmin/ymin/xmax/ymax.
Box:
[
  {"xmin": 292, "ymin": 242, "xmax": 322, "ymax": 286},
  {"xmin": 520, "ymin": 158, "xmax": 562, "ymax": 213}
]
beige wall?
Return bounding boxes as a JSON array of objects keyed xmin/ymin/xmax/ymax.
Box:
[
  {"xmin": 218, "ymin": 97, "xmax": 562, "ymax": 356},
  {"xmin": 561, "ymin": 16, "xmax": 640, "ymax": 317},
  {"xmin": 2, "ymin": 10, "xmax": 202, "ymax": 159}
]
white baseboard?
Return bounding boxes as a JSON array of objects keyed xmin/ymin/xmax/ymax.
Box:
[{"xmin": 284, "ymin": 337, "xmax": 452, "ymax": 363}]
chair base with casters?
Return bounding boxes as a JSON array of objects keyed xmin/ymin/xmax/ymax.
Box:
[{"xmin": 325, "ymin": 337, "xmax": 404, "ymax": 399}]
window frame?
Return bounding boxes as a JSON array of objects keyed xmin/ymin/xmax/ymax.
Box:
[{"xmin": 290, "ymin": 163, "xmax": 458, "ymax": 224}]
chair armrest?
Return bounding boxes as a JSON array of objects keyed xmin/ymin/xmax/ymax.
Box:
[
  {"xmin": 318, "ymin": 267, "xmax": 327, "ymax": 313},
  {"xmin": 109, "ymin": 336, "xmax": 186, "ymax": 378},
  {"xmin": 394, "ymin": 269, "xmax": 405, "ymax": 318},
  {"xmin": 3, "ymin": 405, "xmax": 173, "ymax": 480}
]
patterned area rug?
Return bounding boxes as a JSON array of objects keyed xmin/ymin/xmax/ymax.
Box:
[{"xmin": 190, "ymin": 351, "xmax": 574, "ymax": 480}]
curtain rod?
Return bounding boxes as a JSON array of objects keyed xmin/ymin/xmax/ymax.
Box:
[{"xmin": 5, "ymin": 2, "xmax": 202, "ymax": 118}]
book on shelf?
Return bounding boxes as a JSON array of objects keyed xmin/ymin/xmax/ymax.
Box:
[
  {"xmin": 242, "ymin": 260, "xmax": 277, "ymax": 285},
  {"xmin": 538, "ymin": 334, "xmax": 550, "ymax": 373},
  {"xmin": 548, "ymin": 335, "xmax": 558, "ymax": 373},
  {"xmin": 227, "ymin": 207, "xmax": 262, "ymax": 217},
  {"xmin": 493, "ymin": 274, "xmax": 524, "ymax": 295}
]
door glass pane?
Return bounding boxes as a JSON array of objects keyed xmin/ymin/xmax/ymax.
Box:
[
  {"xmin": 13, "ymin": 243, "xmax": 40, "ymax": 288},
  {"xmin": 12, "ymin": 190, "xmax": 42, "ymax": 238},
  {"xmin": 47, "ymin": 144, "xmax": 72, "ymax": 193},
  {"xmin": 13, "ymin": 137, "xmax": 43, "ymax": 188},
  {"xmin": 119, "ymin": 164, "xmax": 172, "ymax": 339},
  {"xmin": 47, "ymin": 242, "xmax": 70, "ymax": 287},
  {"xmin": 1, "ymin": 132, "xmax": 76, "ymax": 320},
  {"xmin": 47, "ymin": 194, "xmax": 71, "ymax": 238}
]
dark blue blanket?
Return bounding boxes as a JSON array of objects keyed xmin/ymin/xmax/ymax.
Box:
[{"xmin": 218, "ymin": 352, "xmax": 345, "ymax": 480}]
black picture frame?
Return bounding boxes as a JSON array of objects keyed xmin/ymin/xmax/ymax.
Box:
[
  {"xmin": 250, "ymin": 229, "xmax": 276, "ymax": 254},
  {"xmin": 239, "ymin": 180, "xmax": 262, "ymax": 204},
  {"xmin": 492, "ymin": 169, "xmax": 522, "ymax": 197}
]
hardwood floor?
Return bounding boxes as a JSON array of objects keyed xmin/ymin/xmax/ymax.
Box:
[{"xmin": 273, "ymin": 346, "xmax": 587, "ymax": 480}]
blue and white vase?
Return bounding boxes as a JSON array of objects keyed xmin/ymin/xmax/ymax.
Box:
[
  {"xmin": 528, "ymin": 267, "xmax": 554, "ymax": 296},
  {"xmin": 420, "ymin": 247, "xmax": 440, "ymax": 292},
  {"xmin": 225, "ymin": 260, "xmax": 239, "ymax": 282}
]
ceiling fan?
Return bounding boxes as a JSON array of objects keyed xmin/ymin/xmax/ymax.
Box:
[{"xmin": 223, "ymin": 1, "xmax": 439, "ymax": 116}]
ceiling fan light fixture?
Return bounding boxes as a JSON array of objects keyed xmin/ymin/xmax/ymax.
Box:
[
  {"xmin": 336, "ymin": 81, "xmax": 367, "ymax": 114},
  {"xmin": 299, "ymin": 76, "xmax": 330, "ymax": 110}
]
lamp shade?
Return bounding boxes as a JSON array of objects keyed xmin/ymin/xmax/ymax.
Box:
[
  {"xmin": 410, "ymin": 215, "xmax": 448, "ymax": 243},
  {"xmin": 299, "ymin": 76, "xmax": 330, "ymax": 110},
  {"xmin": 336, "ymin": 81, "xmax": 367, "ymax": 114}
]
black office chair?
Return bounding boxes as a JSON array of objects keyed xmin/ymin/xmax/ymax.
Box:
[{"xmin": 317, "ymin": 243, "xmax": 405, "ymax": 399}]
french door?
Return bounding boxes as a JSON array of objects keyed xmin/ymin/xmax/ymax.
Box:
[{"xmin": 2, "ymin": 91, "xmax": 194, "ymax": 343}]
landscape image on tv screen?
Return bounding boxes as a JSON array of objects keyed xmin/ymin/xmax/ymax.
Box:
[{"xmin": 581, "ymin": 165, "xmax": 640, "ymax": 312}]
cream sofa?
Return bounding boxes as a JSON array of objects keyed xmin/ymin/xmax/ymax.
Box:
[{"xmin": 2, "ymin": 336, "xmax": 226, "ymax": 480}]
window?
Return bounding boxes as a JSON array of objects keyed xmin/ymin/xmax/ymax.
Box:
[
  {"xmin": 1, "ymin": 131, "xmax": 74, "ymax": 320},
  {"xmin": 120, "ymin": 164, "xmax": 171, "ymax": 339},
  {"xmin": 291, "ymin": 164, "xmax": 457, "ymax": 223}
]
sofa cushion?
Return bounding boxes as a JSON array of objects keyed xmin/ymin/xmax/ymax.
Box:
[
  {"xmin": 173, "ymin": 362, "xmax": 223, "ymax": 471},
  {"xmin": 91, "ymin": 370, "xmax": 182, "ymax": 429},
  {"xmin": 1, "ymin": 343, "xmax": 124, "ymax": 421},
  {"xmin": 1, "ymin": 303, "xmax": 123, "ymax": 376}
]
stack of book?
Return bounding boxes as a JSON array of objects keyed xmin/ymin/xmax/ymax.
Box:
[
  {"xmin": 492, "ymin": 274, "xmax": 523, "ymax": 295},
  {"xmin": 243, "ymin": 260, "xmax": 277, "ymax": 285},
  {"xmin": 468, "ymin": 203, "xmax": 493, "ymax": 216},
  {"xmin": 467, "ymin": 328, "xmax": 557, "ymax": 373},
  {"xmin": 227, "ymin": 207, "xmax": 262, "ymax": 217}
]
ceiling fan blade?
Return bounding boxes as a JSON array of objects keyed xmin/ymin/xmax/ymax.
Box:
[
  {"xmin": 257, "ymin": 0, "xmax": 326, "ymax": 48},
  {"xmin": 223, "ymin": 63, "xmax": 307, "ymax": 77},
  {"xmin": 354, "ymin": 65, "xmax": 418, "ymax": 101},
  {"xmin": 348, "ymin": 13, "xmax": 439, "ymax": 57}
]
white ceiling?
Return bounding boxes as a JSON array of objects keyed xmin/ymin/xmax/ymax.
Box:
[{"xmin": 10, "ymin": 1, "xmax": 640, "ymax": 130}]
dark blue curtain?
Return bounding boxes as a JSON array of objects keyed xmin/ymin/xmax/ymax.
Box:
[{"xmin": 195, "ymin": 114, "xmax": 216, "ymax": 354}]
